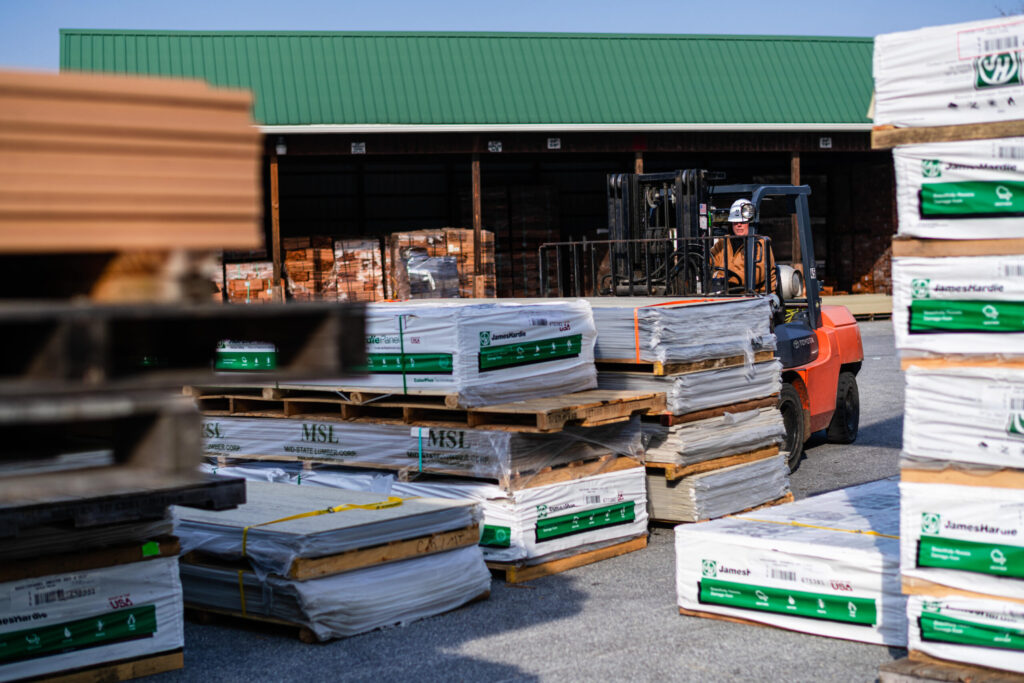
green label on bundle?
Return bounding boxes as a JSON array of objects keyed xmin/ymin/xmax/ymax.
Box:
[
  {"xmin": 479, "ymin": 334, "xmax": 583, "ymax": 372},
  {"xmin": 366, "ymin": 353, "xmax": 453, "ymax": 374},
  {"xmin": 909, "ymin": 300, "xmax": 1024, "ymax": 333},
  {"xmin": 0, "ymin": 605, "xmax": 157, "ymax": 664},
  {"xmin": 920, "ymin": 610, "xmax": 1024, "ymax": 650},
  {"xmin": 480, "ymin": 525, "xmax": 512, "ymax": 548},
  {"xmin": 920, "ymin": 181, "xmax": 1024, "ymax": 217},
  {"xmin": 535, "ymin": 501, "xmax": 634, "ymax": 541},
  {"xmin": 698, "ymin": 579, "xmax": 876, "ymax": 625},
  {"xmin": 918, "ymin": 536, "xmax": 1024, "ymax": 577},
  {"xmin": 215, "ymin": 351, "xmax": 278, "ymax": 371}
]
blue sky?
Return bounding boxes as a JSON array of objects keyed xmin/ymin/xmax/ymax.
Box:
[{"xmin": 0, "ymin": 0, "xmax": 1010, "ymax": 71}]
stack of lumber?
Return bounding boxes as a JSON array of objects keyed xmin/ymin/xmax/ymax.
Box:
[
  {"xmin": 283, "ymin": 236, "xmax": 335, "ymax": 301},
  {"xmin": 174, "ymin": 481, "xmax": 490, "ymax": 641},
  {"xmin": 675, "ymin": 478, "xmax": 906, "ymax": 646},
  {"xmin": 592, "ymin": 297, "xmax": 788, "ymax": 522},
  {"xmin": 334, "ymin": 238, "xmax": 385, "ymax": 302},
  {"xmin": 224, "ymin": 260, "xmax": 276, "ymax": 304},
  {"xmin": 387, "ymin": 228, "xmax": 496, "ymax": 299},
  {"xmin": 875, "ymin": 15, "xmax": 1024, "ymax": 677}
]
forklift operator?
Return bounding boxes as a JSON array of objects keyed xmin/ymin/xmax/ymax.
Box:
[{"xmin": 711, "ymin": 198, "xmax": 777, "ymax": 294}]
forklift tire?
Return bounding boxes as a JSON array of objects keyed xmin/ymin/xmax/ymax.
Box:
[
  {"xmin": 779, "ymin": 383, "xmax": 805, "ymax": 471},
  {"xmin": 826, "ymin": 371, "xmax": 860, "ymax": 444}
]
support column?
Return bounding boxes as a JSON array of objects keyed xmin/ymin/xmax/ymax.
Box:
[
  {"xmin": 269, "ymin": 151, "xmax": 284, "ymax": 302},
  {"xmin": 790, "ymin": 151, "xmax": 801, "ymax": 265},
  {"xmin": 472, "ymin": 153, "xmax": 483, "ymax": 297}
]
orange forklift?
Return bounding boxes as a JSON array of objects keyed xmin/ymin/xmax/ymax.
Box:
[{"xmin": 540, "ymin": 170, "xmax": 863, "ymax": 470}]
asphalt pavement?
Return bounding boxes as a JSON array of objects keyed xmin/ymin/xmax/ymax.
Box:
[{"xmin": 158, "ymin": 320, "xmax": 904, "ymax": 683}]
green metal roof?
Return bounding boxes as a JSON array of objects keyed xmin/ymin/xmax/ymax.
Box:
[{"xmin": 60, "ymin": 30, "xmax": 874, "ymax": 129}]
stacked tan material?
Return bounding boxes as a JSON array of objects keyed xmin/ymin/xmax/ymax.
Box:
[
  {"xmin": 387, "ymin": 228, "xmax": 495, "ymax": 299},
  {"xmin": 224, "ymin": 261, "xmax": 275, "ymax": 304},
  {"xmin": 334, "ymin": 238, "xmax": 385, "ymax": 302},
  {"xmin": 283, "ymin": 236, "xmax": 335, "ymax": 301}
]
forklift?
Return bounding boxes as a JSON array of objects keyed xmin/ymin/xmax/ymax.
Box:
[{"xmin": 539, "ymin": 170, "xmax": 864, "ymax": 470}]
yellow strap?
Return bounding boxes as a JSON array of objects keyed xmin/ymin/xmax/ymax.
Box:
[
  {"xmin": 729, "ymin": 516, "xmax": 899, "ymax": 540},
  {"xmin": 241, "ymin": 496, "xmax": 408, "ymax": 557},
  {"xmin": 237, "ymin": 570, "xmax": 247, "ymax": 617}
]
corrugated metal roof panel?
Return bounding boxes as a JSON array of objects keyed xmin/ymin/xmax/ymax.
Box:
[{"xmin": 60, "ymin": 30, "xmax": 874, "ymax": 127}]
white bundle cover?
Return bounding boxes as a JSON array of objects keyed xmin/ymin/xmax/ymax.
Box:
[
  {"xmin": 308, "ymin": 299, "xmax": 597, "ymax": 407},
  {"xmin": 644, "ymin": 407, "xmax": 785, "ymax": 466},
  {"xmin": 894, "ymin": 138, "xmax": 1024, "ymax": 239},
  {"xmin": 0, "ymin": 557, "xmax": 183, "ymax": 682},
  {"xmin": 599, "ymin": 360, "xmax": 781, "ymax": 415},
  {"xmin": 202, "ymin": 416, "xmax": 641, "ymax": 484},
  {"xmin": 901, "ymin": 481, "xmax": 1024, "ymax": 600},
  {"xmin": 905, "ymin": 365, "xmax": 1024, "ymax": 469},
  {"xmin": 907, "ymin": 594, "xmax": 1024, "ymax": 673},
  {"xmin": 675, "ymin": 478, "xmax": 904, "ymax": 646},
  {"xmin": 202, "ymin": 461, "xmax": 394, "ymax": 492},
  {"xmin": 648, "ymin": 453, "xmax": 790, "ymax": 523},
  {"xmin": 179, "ymin": 545, "xmax": 490, "ymax": 642},
  {"xmin": 893, "ymin": 255, "xmax": 1024, "ymax": 355},
  {"xmin": 874, "ymin": 16, "xmax": 1024, "ymax": 128},
  {"xmin": 589, "ymin": 297, "xmax": 775, "ymax": 363}
]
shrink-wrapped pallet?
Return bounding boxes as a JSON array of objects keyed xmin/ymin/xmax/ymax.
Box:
[
  {"xmin": 675, "ymin": 478, "xmax": 905, "ymax": 646},
  {"xmin": 334, "ymin": 238, "xmax": 385, "ymax": 302},
  {"xmin": 599, "ymin": 360, "xmax": 781, "ymax": 415},
  {"xmin": 283, "ymin": 236, "xmax": 335, "ymax": 301},
  {"xmin": 589, "ymin": 297, "xmax": 775, "ymax": 364},
  {"xmin": 900, "ymin": 481, "xmax": 1024, "ymax": 601},
  {"xmin": 874, "ymin": 16, "xmax": 1024, "ymax": 129},
  {"xmin": 310, "ymin": 299, "xmax": 597, "ymax": 407},
  {"xmin": 894, "ymin": 138, "xmax": 1024, "ymax": 240},
  {"xmin": 387, "ymin": 228, "xmax": 495, "ymax": 299},
  {"xmin": 904, "ymin": 365, "xmax": 1024, "ymax": 469},
  {"xmin": 202, "ymin": 415, "xmax": 642, "ymax": 485},
  {"xmin": 907, "ymin": 594, "xmax": 1024, "ymax": 673},
  {"xmin": 644, "ymin": 407, "xmax": 785, "ymax": 467},
  {"xmin": 893, "ymin": 255, "xmax": 1024, "ymax": 355},
  {"xmin": 0, "ymin": 557, "xmax": 184, "ymax": 682},
  {"xmin": 224, "ymin": 260, "xmax": 275, "ymax": 304}
]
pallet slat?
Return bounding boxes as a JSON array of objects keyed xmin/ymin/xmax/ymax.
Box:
[
  {"xmin": 38, "ymin": 650, "xmax": 184, "ymax": 683},
  {"xmin": 871, "ymin": 120, "xmax": 1024, "ymax": 149},
  {"xmin": 646, "ymin": 445, "xmax": 781, "ymax": 481},
  {"xmin": 487, "ymin": 535, "xmax": 647, "ymax": 584},
  {"xmin": 659, "ymin": 395, "xmax": 779, "ymax": 427},
  {"xmin": 596, "ymin": 350, "xmax": 776, "ymax": 377}
]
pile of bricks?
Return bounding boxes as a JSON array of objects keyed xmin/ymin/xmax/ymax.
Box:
[
  {"xmin": 224, "ymin": 261, "xmax": 275, "ymax": 304},
  {"xmin": 283, "ymin": 236, "xmax": 335, "ymax": 301},
  {"xmin": 334, "ymin": 238, "xmax": 385, "ymax": 302}
]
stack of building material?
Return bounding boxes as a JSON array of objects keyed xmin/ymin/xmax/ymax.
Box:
[
  {"xmin": 224, "ymin": 260, "xmax": 276, "ymax": 304},
  {"xmin": 283, "ymin": 236, "xmax": 335, "ymax": 301},
  {"xmin": 174, "ymin": 481, "xmax": 490, "ymax": 641},
  {"xmin": 675, "ymin": 478, "xmax": 906, "ymax": 646},
  {"xmin": 387, "ymin": 228, "xmax": 496, "ymax": 299},
  {"xmin": 592, "ymin": 297, "xmax": 788, "ymax": 522},
  {"xmin": 334, "ymin": 238, "xmax": 385, "ymax": 302},
  {"xmin": 875, "ymin": 15, "xmax": 1024, "ymax": 676}
]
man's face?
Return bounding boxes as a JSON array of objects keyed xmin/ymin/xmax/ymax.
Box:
[{"xmin": 732, "ymin": 222, "xmax": 750, "ymax": 236}]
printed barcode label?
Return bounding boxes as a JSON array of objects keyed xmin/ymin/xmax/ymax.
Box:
[
  {"xmin": 1001, "ymin": 262, "xmax": 1024, "ymax": 277},
  {"xmin": 770, "ymin": 569, "xmax": 796, "ymax": 582},
  {"xmin": 997, "ymin": 146, "xmax": 1024, "ymax": 159},
  {"xmin": 585, "ymin": 495, "xmax": 602, "ymax": 505},
  {"xmin": 984, "ymin": 35, "xmax": 1020, "ymax": 52},
  {"xmin": 31, "ymin": 586, "xmax": 96, "ymax": 606},
  {"xmin": 1009, "ymin": 398, "xmax": 1024, "ymax": 410},
  {"xmin": 529, "ymin": 318, "xmax": 548, "ymax": 326}
]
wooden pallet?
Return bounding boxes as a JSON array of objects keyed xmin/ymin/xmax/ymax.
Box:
[
  {"xmin": 487, "ymin": 534, "xmax": 647, "ymax": 584},
  {"xmin": 38, "ymin": 650, "xmax": 184, "ymax": 683},
  {"xmin": 892, "ymin": 236, "xmax": 1024, "ymax": 259},
  {"xmin": 659, "ymin": 395, "xmax": 778, "ymax": 427},
  {"xmin": 596, "ymin": 350, "xmax": 775, "ymax": 377},
  {"xmin": 901, "ymin": 356, "xmax": 1024, "ymax": 372},
  {"xmin": 651, "ymin": 491, "xmax": 795, "ymax": 526},
  {"xmin": 646, "ymin": 445, "xmax": 780, "ymax": 482},
  {"xmin": 901, "ymin": 466, "xmax": 1024, "ymax": 490},
  {"xmin": 182, "ymin": 525, "xmax": 481, "ymax": 581},
  {"xmin": 901, "ymin": 575, "xmax": 1024, "ymax": 606},
  {"xmin": 195, "ymin": 388, "xmax": 665, "ymax": 433},
  {"xmin": 872, "ymin": 120, "xmax": 1024, "ymax": 149},
  {"xmin": 879, "ymin": 652, "xmax": 1024, "ymax": 683},
  {"xmin": 2, "ymin": 537, "xmax": 180, "ymax": 583}
]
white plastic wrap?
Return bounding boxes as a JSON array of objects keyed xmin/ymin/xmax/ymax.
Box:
[
  {"xmin": 894, "ymin": 138, "xmax": 1024, "ymax": 239},
  {"xmin": 874, "ymin": 16, "xmax": 1024, "ymax": 128},
  {"xmin": 302, "ymin": 299, "xmax": 597, "ymax": 407},
  {"xmin": 648, "ymin": 453, "xmax": 790, "ymax": 523},
  {"xmin": 644, "ymin": 407, "xmax": 785, "ymax": 466},
  {"xmin": 675, "ymin": 478, "xmax": 905, "ymax": 646},
  {"xmin": 202, "ymin": 415, "xmax": 642, "ymax": 486},
  {"xmin": 599, "ymin": 360, "xmax": 782, "ymax": 416},
  {"xmin": 179, "ymin": 544, "xmax": 491, "ymax": 641},
  {"xmin": 900, "ymin": 481, "xmax": 1024, "ymax": 600},
  {"xmin": 904, "ymin": 365, "xmax": 1024, "ymax": 469},
  {"xmin": 907, "ymin": 594, "xmax": 1024, "ymax": 673},
  {"xmin": 893, "ymin": 255, "xmax": 1024, "ymax": 355},
  {"xmin": 0, "ymin": 557, "xmax": 183, "ymax": 682},
  {"xmin": 201, "ymin": 461, "xmax": 395, "ymax": 493},
  {"xmin": 174, "ymin": 481, "xmax": 479, "ymax": 578},
  {"xmin": 589, "ymin": 297, "xmax": 775, "ymax": 363}
]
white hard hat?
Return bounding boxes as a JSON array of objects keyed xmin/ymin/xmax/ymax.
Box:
[{"xmin": 728, "ymin": 199, "xmax": 756, "ymax": 223}]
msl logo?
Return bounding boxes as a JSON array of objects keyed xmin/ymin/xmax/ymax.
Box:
[
  {"xmin": 301, "ymin": 423, "xmax": 340, "ymax": 444},
  {"xmin": 922, "ymin": 159, "xmax": 942, "ymax": 178},
  {"xmin": 922, "ymin": 512, "xmax": 941, "ymax": 535},
  {"xmin": 911, "ymin": 278, "xmax": 931, "ymax": 299},
  {"xmin": 202, "ymin": 422, "xmax": 223, "ymax": 439},
  {"xmin": 976, "ymin": 52, "xmax": 1023, "ymax": 89}
]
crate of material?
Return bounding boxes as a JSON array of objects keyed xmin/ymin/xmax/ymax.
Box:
[
  {"xmin": 283, "ymin": 236, "xmax": 335, "ymax": 301},
  {"xmin": 225, "ymin": 260, "xmax": 276, "ymax": 304},
  {"xmin": 334, "ymin": 238, "xmax": 385, "ymax": 302},
  {"xmin": 643, "ymin": 406, "xmax": 786, "ymax": 472},
  {"xmin": 676, "ymin": 477, "xmax": 905, "ymax": 646},
  {"xmin": 387, "ymin": 228, "xmax": 495, "ymax": 299}
]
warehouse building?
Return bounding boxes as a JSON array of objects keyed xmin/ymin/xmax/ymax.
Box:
[{"xmin": 60, "ymin": 30, "xmax": 889, "ymax": 295}]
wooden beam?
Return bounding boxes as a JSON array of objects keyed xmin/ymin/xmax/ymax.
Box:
[
  {"xmin": 790, "ymin": 150, "xmax": 801, "ymax": 264},
  {"xmin": 472, "ymin": 153, "xmax": 482, "ymax": 293},
  {"xmin": 269, "ymin": 151, "xmax": 283, "ymax": 300},
  {"xmin": 634, "ymin": 151, "xmax": 644, "ymax": 174}
]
